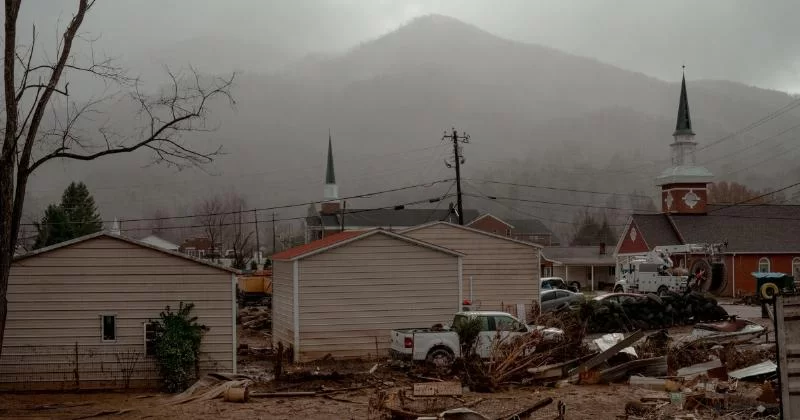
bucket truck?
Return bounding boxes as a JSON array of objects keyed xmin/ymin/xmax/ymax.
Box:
[{"xmin": 614, "ymin": 243, "xmax": 724, "ymax": 295}]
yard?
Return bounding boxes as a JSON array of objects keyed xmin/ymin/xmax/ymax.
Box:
[{"xmin": 0, "ymin": 303, "xmax": 777, "ymax": 419}]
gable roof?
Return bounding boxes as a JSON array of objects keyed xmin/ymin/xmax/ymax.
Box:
[
  {"xmin": 631, "ymin": 214, "xmax": 682, "ymax": 247},
  {"xmin": 311, "ymin": 208, "xmax": 481, "ymax": 228},
  {"xmin": 506, "ymin": 219, "xmax": 555, "ymax": 234},
  {"xmin": 467, "ymin": 213, "xmax": 515, "ymax": 229},
  {"xmin": 14, "ymin": 231, "xmax": 240, "ymax": 273},
  {"xmin": 626, "ymin": 205, "xmax": 800, "ymax": 253},
  {"xmin": 400, "ymin": 221, "xmax": 544, "ymax": 248},
  {"xmin": 271, "ymin": 228, "xmax": 465, "ymax": 262},
  {"xmin": 542, "ymin": 246, "xmax": 615, "ymax": 265}
]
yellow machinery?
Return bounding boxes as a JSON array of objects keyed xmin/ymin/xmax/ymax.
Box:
[{"xmin": 237, "ymin": 271, "xmax": 272, "ymax": 306}]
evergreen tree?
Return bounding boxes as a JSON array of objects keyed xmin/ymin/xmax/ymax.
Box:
[
  {"xmin": 33, "ymin": 205, "xmax": 71, "ymax": 249},
  {"xmin": 33, "ymin": 182, "xmax": 103, "ymax": 248}
]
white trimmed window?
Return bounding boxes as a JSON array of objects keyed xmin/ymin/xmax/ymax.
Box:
[
  {"xmin": 793, "ymin": 257, "xmax": 800, "ymax": 280},
  {"xmin": 542, "ymin": 266, "xmax": 553, "ymax": 277},
  {"xmin": 758, "ymin": 257, "xmax": 771, "ymax": 273},
  {"xmin": 144, "ymin": 322, "xmax": 158, "ymax": 356},
  {"xmin": 101, "ymin": 315, "xmax": 116, "ymax": 342}
]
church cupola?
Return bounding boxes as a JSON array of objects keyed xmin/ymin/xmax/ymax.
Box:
[
  {"xmin": 655, "ymin": 70, "xmax": 714, "ymax": 214},
  {"xmin": 321, "ymin": 131, "xmax": 341, "ymax": 215}
]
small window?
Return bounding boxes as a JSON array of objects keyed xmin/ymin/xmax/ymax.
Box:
[
  {"xmin": 506, "ymin": 228, "xmax": 511, "ymax": 236},
  {"xmin": 101, "ymin": 315, "xmax": 116, "ymax": 341},
  {"xmin": 475, "ymin": 316, "xmax": 492, "ymax": 332},
  {"xmin": 542, "ymin": 267, "xmax": 553, "ymax": 277},
  {"xmin": 608, "ymin": 266, "xmax": 616, "ymax": 276},
  {"xmin": 793, "ymin": 257, "xmax": 800, "ymax": 280},
  {"xmin": 493, "ymin": 316, "xmax": 517, "ymax": 331},
  {"xmin": 144, "ymin": 322, "xmax": 158, "ymax": 356},
  {"xmin": 759, "ymin": 257, "xmax": 771, "ymax": 273}
]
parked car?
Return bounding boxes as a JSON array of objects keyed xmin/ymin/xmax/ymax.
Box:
[
  {"xmin": 389, "ymin": 311, "xmax": 563, "ymax": 366},
  {"xmin": 540, "ymin": 289, "xmax": 584, "ymax": 313},
  {"xmin": 540, "ymin": 276, "xmax": 579, "ymax": 292}
]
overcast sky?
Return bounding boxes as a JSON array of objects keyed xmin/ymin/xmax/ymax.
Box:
[{"xmin": 16, "ymin": 0, "xmax": 800, "ymax": 92}]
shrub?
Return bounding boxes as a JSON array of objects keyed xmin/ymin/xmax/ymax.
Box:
[{"xmin": 151, "ymin": 302, "xmax": 208, "ymax": 392}]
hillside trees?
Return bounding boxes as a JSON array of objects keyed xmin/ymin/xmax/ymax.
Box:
[{"xmin": 0, "ymin": 0, "xmax": 234, "ymax": 355}]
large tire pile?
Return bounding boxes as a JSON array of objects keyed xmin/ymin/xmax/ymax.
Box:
[{"xmin": 578, "ymin": 291, "xmax": 729, "ymax": 334}]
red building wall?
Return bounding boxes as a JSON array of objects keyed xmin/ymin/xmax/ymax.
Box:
[
  {"xmin": 468, "ymin": 216, "xmax": 512, "ymax": 236},
  {"xmin": 723, "ymin": 254, "xmax": 798, "ymax": 297}
]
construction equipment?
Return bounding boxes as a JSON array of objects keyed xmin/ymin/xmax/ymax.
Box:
[
  {"xmin": 614, "ymin": 243, "xmax": 724, "ymax": 295},
  {"xmin": 753, "ymin": 272, "xmax": 797, "ymax": 318}
]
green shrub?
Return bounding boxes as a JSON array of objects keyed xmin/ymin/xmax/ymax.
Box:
[{"xmin": 151, "ymin": 302, "xmax": 208, "ymax": 392}]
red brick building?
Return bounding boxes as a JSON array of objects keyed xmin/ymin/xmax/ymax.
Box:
[{"xmin": 614, "ymin": 74, "xmax": 800, "ymax": 297}]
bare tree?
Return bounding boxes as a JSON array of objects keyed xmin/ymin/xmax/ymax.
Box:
[
  {"xmin": 194, "ymin": 196, "xmax": 227, "ymax": 258},
  {"xmin": 0, "ymin": 1, "xmax": 235, "ymax": 353}
]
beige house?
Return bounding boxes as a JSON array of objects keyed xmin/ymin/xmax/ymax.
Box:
[
  {"xmin": 401, "ymin": 222, "xmax": 542, "ymax": 321},
  {"xmin": 271, "ymin": 229, "xmax": 464, "ymax": 362},
  {"xmin": 1, "ymin": 232, "xmax": 238, "ymax": 391}
]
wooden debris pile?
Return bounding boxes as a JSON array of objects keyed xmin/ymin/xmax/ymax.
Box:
[{"xmin": 238, "ymin": 306, "xmax": 272, "ymax": 331}]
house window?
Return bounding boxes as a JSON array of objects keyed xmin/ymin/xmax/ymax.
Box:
[
  {"xmin": 793, "ymin": 257, "xmax": 800, "ymax": 280},
  {"xmin": 758, "ymin": 257, "xmax": 771, "ymax": 273},
  {"xmin": 101, "ymin": 315, "xmax": 116, "ymax": 341},
  {"xmin": 506, "ymin": 228, "xmax": 511, "ymax": 236},
  {"xmin": 542, "ymin": 266, "xmax": 553, "ymax": 277},
  {"xmin": 608, "ymin": 266, "xmax": 616, "ymax": 276},
  {"xmin": 144, "ymin": 322, "xmax": 158, "ymax": 356}
]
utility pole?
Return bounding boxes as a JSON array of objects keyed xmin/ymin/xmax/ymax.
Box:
[
  {"xmin": 443, "ymin": 127, "xmax": 470, "ymax": 225},
  {"xmin": 271, "ymin": 213, "xmax": 276, "ymax": 254},
  {"xmin": 253, "ymin": 209, "xmax": 260, "ymax": 265},
  {"xmin": 340, "ymin": 201, "xmax": 346, "ymax": 232}
]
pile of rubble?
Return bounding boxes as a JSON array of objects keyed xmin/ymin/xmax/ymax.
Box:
[
  {"xmin": 238, "ymin": 306, "xmax": 271, "ymax": 332},
  {"xmin": 577, "ymin": 292, "xmax": 730, "ymax": 333}
]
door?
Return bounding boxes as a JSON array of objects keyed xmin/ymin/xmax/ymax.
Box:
[{"xmin": 476, "ymin": 315, "xmax": 527, "ymax": 358}]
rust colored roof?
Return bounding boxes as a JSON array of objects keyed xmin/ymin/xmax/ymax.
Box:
[{"xmin": 271, "ymin": 230, "xmax": 364, "ymax": 261}]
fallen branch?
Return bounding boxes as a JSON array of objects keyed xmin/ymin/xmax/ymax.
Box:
[{"xmin": 496, "ymin": 397, "xmax": 553, "ymax": 420}]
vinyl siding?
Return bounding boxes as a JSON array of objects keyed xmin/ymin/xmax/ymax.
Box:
[
  {"xmin": 1, "ymin": 236, "xmax": 234, "ymax": 390},
  {"xmin": 295, "ymin": 234, "xmax": 459, "ymax": 361},
  {"xmin": 404, "ymin": 224, "xmax": 539, "ymax": 320},
  {"xmin": 271, "ymin": 261, "xmax": 294, "ymax": 350}
]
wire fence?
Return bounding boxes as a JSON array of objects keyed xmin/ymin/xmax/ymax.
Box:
[{"xmin": 0, "ymin": 344, "xmax": 159, "ymax": 391}]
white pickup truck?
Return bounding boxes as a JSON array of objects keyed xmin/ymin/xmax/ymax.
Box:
[{"xmin": 390, "ymin": 311, "xmax": 563, "ymax": 366}]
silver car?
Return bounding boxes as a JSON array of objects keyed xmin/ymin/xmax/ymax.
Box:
[{"xmin": 540, "ymin": 289, "xmax": 584, "ymax": 313}]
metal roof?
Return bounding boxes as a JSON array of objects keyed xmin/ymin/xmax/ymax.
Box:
[
  {"xmin": 14, "ymin": 231, "xmax": 240, "ymax": 274},
  {"xmin": 674, "ymin": 73, "xmax": 695, "ymax": 136}
]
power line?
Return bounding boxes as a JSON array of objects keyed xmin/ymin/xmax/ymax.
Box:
[
  {"xmin": 22, "ymin": 178, "xmax": 454, "ymax": 227},
  {"xmin": 461, "ymin": 192, "xmax": 660, "ymax": 214},
  {"xmin": 464, "ymin": 183, "xmax": 629, "ymax": 227},
  {"xmin": 442, "ymin": 127, "xmax": 470, "ymax": 225},
  {"xmin": 708, "ymin": 180, "xmax": 800, "ymax": 214},
  {"xmin": 464, "ymin": 178, "xmax": 653, "ymax": 198}
]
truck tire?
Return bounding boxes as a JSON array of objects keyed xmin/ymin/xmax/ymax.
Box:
[
  {"xmin": 761, "ymin": 282, "xmax": 780, "ymax": 300},
  {"xmin": 570, "ymin": 282, "xmax": 581, "ymax": 292},
  {"xmin": 426, "ymin": 347, "xmax": 455, "ymax": 368},
  {"xmin": 614, "ymin": 285, "xmax": 624, "ymax": 293}
]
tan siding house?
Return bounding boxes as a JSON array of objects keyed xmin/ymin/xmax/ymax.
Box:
[
  {"xmin": 402, "ymin": 222, "xmax": 542, "ymax": 321},
  {"xmin": 1, "ymin": 233, "xmax": 237, "ymax": 391},
  {"xmin": 272, "ymin": 229, "xmax": 463, "ymax": 362}
]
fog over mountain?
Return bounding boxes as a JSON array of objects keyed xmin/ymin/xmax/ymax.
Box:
[{"xmin": 19, "ymin": 13, "xmax": 800, "ymax": 242}]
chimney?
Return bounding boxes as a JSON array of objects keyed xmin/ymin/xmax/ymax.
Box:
[{"xmin": 599, "ymin": 242, "xmax": 607, "ymax": 255}]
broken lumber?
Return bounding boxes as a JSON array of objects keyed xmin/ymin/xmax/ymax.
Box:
[
  {"xmin": 413, "ymin": 381, "xmax": 462, "ymax": 397},
  {"xmin": 568, "ymin": 330, "xmax": 645, "ymax": 376},
  {"xmin": 496, "ymin": 397, "xmax": 553, "ymax": 420}
]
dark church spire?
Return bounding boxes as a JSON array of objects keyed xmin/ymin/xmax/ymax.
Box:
[
  {"xmin": 325, "ymin": 130, "xmax": 336, "ymax": 185},
  {"xmin": 673, "ymin": 69, "xmax": 695, "ymax": 136}
]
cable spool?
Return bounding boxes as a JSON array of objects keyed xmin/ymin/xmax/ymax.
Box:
[{"xmin": 760, "ymin": 282, "xmax": 780, "ymax": 300}]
